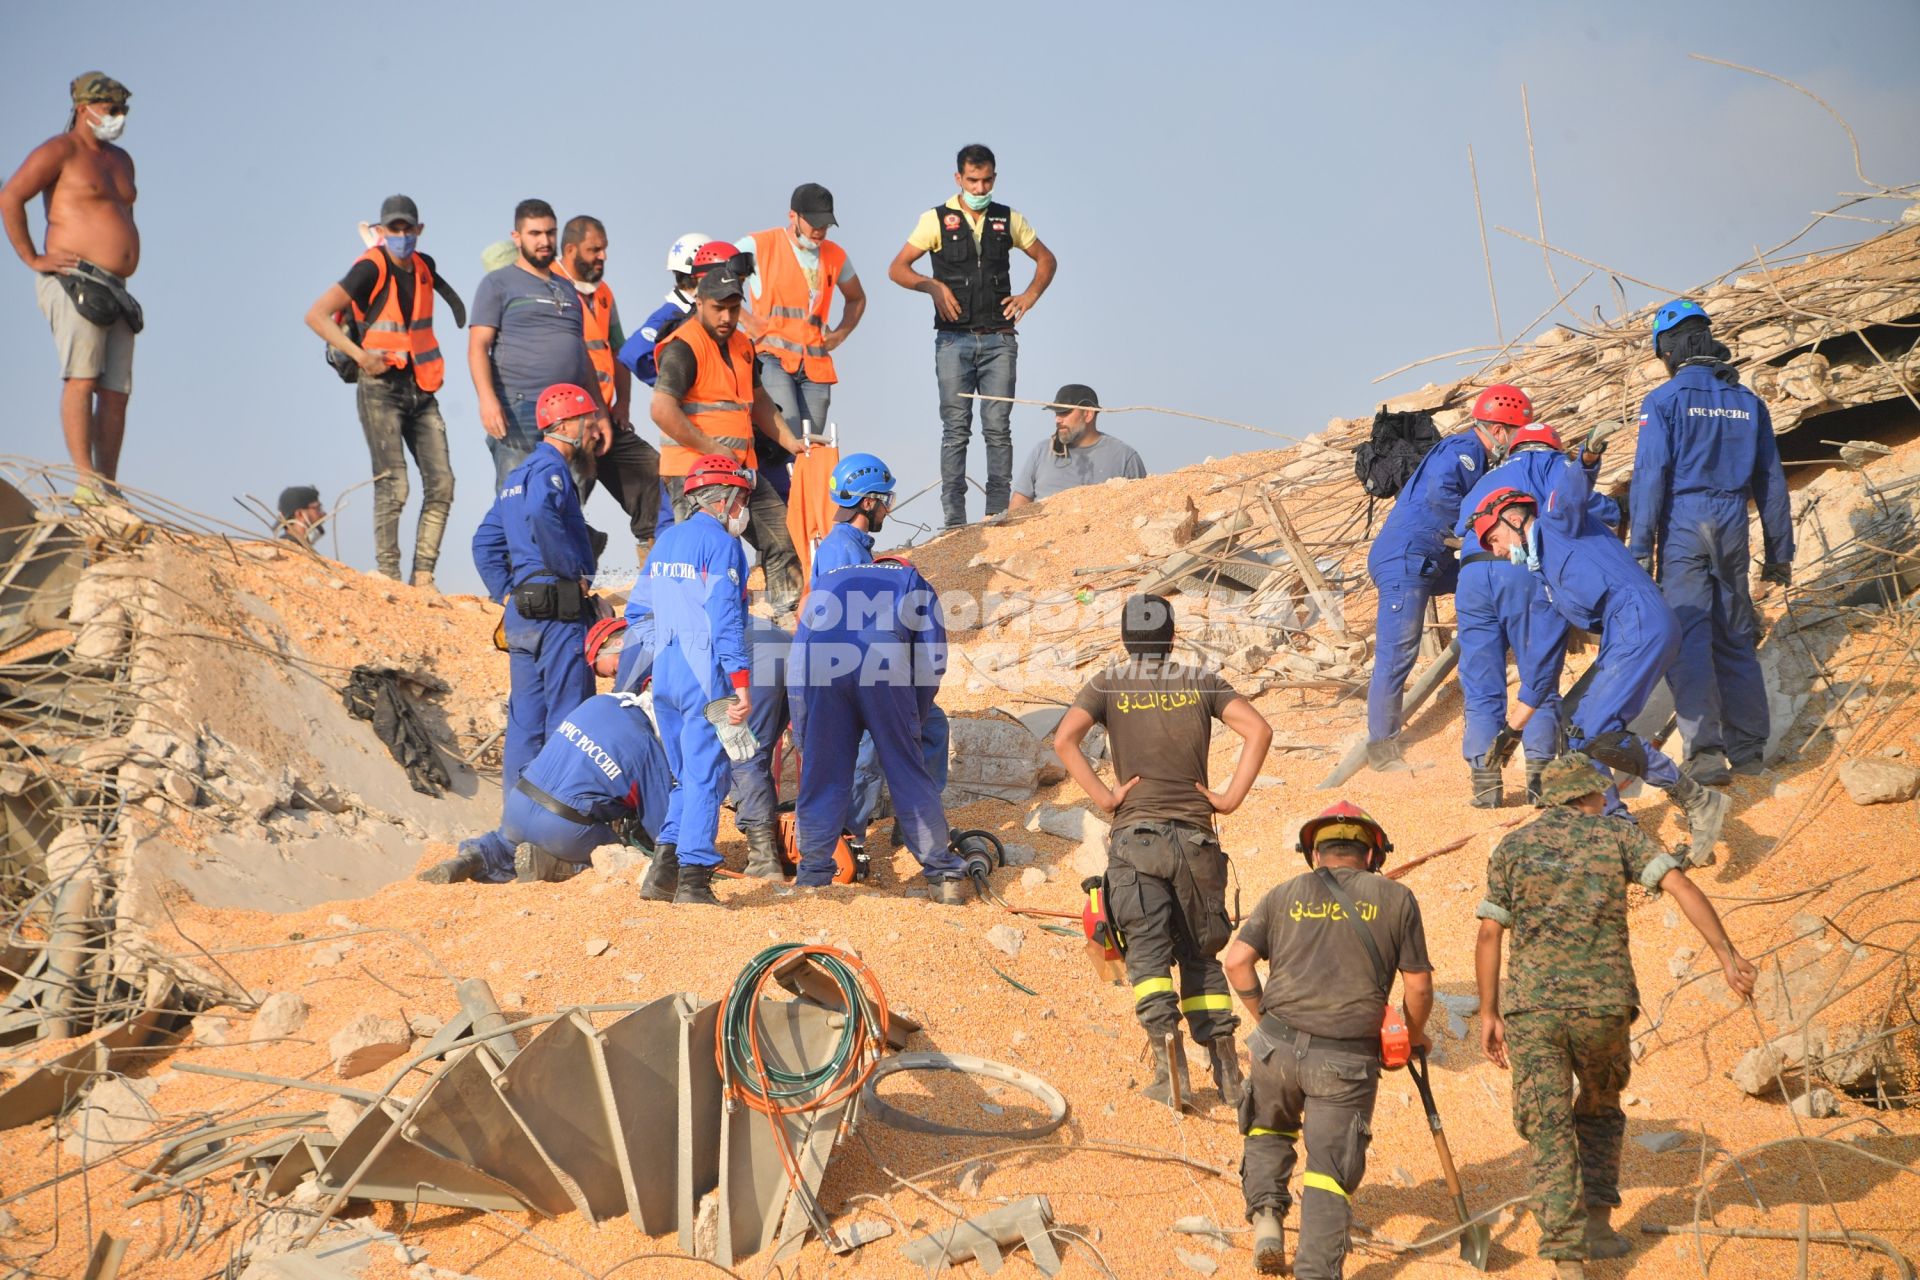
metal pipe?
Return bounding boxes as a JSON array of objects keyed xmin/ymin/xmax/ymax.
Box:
[{"xmin": 1640, "ymin": 1222, "xmax": 1913, "ymax": 1280}]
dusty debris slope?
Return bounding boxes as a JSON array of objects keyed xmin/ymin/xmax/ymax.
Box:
[{"xmin": 2, "ymin": 432, "xmax": 1918, "ymax": 1280}]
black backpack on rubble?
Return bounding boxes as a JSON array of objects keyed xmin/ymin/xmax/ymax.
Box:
[{"xmin": 1353, "ymin": 406, "xmax": 1440, "ymax": 530}]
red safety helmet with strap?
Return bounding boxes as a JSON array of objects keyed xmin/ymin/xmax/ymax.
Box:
[
  {"xmin": 1296, "ymin": 800, "xmax": 1394, "ymax": 871},
  {"xmin": 683, "ymin": 453, "xmax": 754, "ymax": 495},
  {"xmin": 536, "ymin": 382, "xmax": 596, "ymax": 433},
  {"xmin": 1470, "ymin": 383, "xmax": 1534, "ymax": 429},
  {"xmin": 1507, "ymin": 422, "xmax": 1565, "ymax": 453},
  {"xmin": 872, "ymin": 552, "xmax": 913, "ymax": 567},
  {"xmin": 584, "ymin": 616, "xmax": 626, "ymax": 667},
  {"xmin": 691, "ymin": 239, "xmax": 752, "ymax": 277},
  {"xmin": 1468, "ymin": 487, "xmax": 1538, "ymax": 550}
]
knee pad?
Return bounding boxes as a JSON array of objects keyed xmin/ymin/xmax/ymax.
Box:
[{"xmin": 1581, "ymin": 731, "xmax": 1649, "ymax": 779}]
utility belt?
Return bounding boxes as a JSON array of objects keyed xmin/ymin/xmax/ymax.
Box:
[
  {"xmin": 515, "ymin": 776, "xmax": 593, "ymax": 826},
  {"xmin": 1459, "ymin": 551, "xmax": 1504, "ymax": 566},
  {"xmin": 57, "ymin": 260, "xmax": 145, "ymax": 333},
  {"xmin": 512, "ymin": 577, "xmax": 584, "ymax": 621},
  {"xmin": 1258, "ymin": 1012, "xmax": 1381, "ymax": 1061}
]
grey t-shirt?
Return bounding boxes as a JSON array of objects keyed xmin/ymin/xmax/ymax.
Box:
[
  {"xmin": 1236, "ymin": 868, "xmax": 1432, "ymax": 1041},
  {"xmin": 1013, "ymin": 432, "xmax": 1147, "ymax": 501},
  {"xmin": 472, "ymin": 265, "xmax": 596, "ymax": 402}
]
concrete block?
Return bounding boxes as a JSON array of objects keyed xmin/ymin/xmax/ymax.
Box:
[
  {"xmin": 1838, "ymin": 757, "xmax": 1920, "ymax": 805},
  {"xmin": 252, "ymin": 992, "xmax": 309, "ymax": 1040},
  {"xmin": 330, "ymin": 1013, "xmax": 412, "ymax": 1078},
  {"xmin": 63, "ymin": 1076, "xmax": 161, "ymax": 1158}
]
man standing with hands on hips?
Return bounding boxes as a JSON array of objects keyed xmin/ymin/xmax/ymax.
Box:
[{"xmin": 888, "ymin": 144, "xmax": 1057, "ymax": 529}]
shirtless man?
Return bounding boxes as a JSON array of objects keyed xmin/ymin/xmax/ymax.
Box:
[{"xmin": 0, "ymin": 73, "xmax": 140, "ymax": 497}]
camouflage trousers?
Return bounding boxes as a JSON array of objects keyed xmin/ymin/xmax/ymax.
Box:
[{"xmin": 1508, "ymin": 1007, "xmax": 1632, "ymax": 1260}]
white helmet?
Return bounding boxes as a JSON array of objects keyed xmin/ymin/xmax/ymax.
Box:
[{"xmin": 666, "ymin": 231, "xmax": 714, "ymax": 275}]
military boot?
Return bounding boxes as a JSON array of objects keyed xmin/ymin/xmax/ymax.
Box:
[
  {"xmin": 1668, "ymin": 776, "xmax": 1730, "ymax": 864},
  {"xmin": 1203, "ymin": 1036, "xmax": 1244, "ymax": 1106},
  {"xmin": 1526, "ymin": 761, "xmax": 1546, "ymax": 806},
  {"xmin": 640, "ymin": 842, "xmax": 679, "ymax": 901},
  {"xmin": 418, "ymin": 849, "xmax": 484, "ymax": 885},
  {"xmin": 1683, "ymin": 750, "xmax": 1733, "ymax": 786},
  {"xmin": 514, "ymin": 843, "xmax": 583, "ymax": 883},
  {"xmin": 1142, "ymin": 1033, "xmax": 1193, "ymax": 1107},
  {"xmin": 1586, "ymin": 1206, "xmax": 1632, "ymax": 1260},
  {"xmin": 1469, "ymin": 763, "xmax": 1504, "ymax": 808},
  {"xmin": 741, "ymin": 824, "xmax": 785, "ymax": 879},
  {"xmin": 1367, "ymin": 738, "xmax": 1411, "ymax": 773},
  {"xmin": 1250, "ymin": 1210, "xmax": 1286, "ymax": 1276},
  {"xmin": 674, "ymin": 863, "xmax": 720, "ymax": 906}
]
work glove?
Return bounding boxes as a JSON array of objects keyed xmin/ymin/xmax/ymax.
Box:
[
  {"xmin": 705, "ymin": 697, "xmax": 761, "ymax": 764},
  {"xmin": 1583, "ymin": 421, "xmax": 1621, "ymax": 458},
  {"xmin": 1761, "ymin": 561, "xmax": 1792, "ymax": 588}
]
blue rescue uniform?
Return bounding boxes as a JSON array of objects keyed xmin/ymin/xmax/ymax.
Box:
[
  {"xmin": 1532, "ymin": 458, "xmax": 1683, "ymax": 811},
  {"xmin": 1455, "ymin": 450, "xmax": 1620, "ymax": 767},
  {"xmin": 1366, "ymin": 432, "xmax": 1487, "ymax": 742},
  {"xmin": 646, "ymin": 509, "xmax": 752, "ymax": 869},
  {"xmin": 1630, "ymin": 363, "xmax": 1793, "ymax": 767},
  {"xmin": 728, "ymin": 620, "xmax": 793, "ymax": 830},
  {"xmin": 487, "ymin": 691, "xmax": 673, "ymax": 866},
  {"xmin": 789, "ymin": 562, "xmax": 961, "ymax": 885}
]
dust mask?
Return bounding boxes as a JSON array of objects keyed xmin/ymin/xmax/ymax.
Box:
[
  {"xmin": 725, "ymin": 504, "xmax": 750, "ymax": 537},
  {"xmin": 89, "ymin": 110, "xmax": 127, "ymax": 143},
  {"xmin": 1506, "ymin": 519, "xmax": 1540, "ymax": 571},
  {"xmin": 962, "ymin": 190, "xmax": 992, "ymax": 212}
]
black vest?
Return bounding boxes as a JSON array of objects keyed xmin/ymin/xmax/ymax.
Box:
[{"xmin": 927, "ymin": 201, "xmax": 1015, "ymax": 332}]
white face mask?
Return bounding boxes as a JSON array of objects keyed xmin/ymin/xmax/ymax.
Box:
[
  {"xmin": 88, "ymin": 109, "xmax": 127, "ymax": 142},
  {"xmin": 725, "ymin": 504, "xmax": 750, "ymax": 537}
]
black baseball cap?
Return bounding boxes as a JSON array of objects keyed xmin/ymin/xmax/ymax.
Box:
[
  {"xmin": 278, "ymin": 485, "xmax": 321, "ymax": 519},
  {"xmin": 376, "ymin": 194, "xmax": 420, "ymax": 226},
  {"xmin": 698, "ymin": 266, "xmax": 746, "ymax": 301},
  {"xmin": 1050, "ymin": 384, "xmax": 1099, "ymax": 411},
  {"xmin": 790, "ymin": 183, "xmax": 837, "ymax": 228}
]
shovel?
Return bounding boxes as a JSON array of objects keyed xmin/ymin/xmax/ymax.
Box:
[{"xmin": 1407, "ymin": 1048, "xmax": 1492, "ymax": 1270}]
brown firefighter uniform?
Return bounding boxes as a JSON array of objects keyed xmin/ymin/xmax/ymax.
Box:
[
  {"xmin": 1235, "ymin": 867, "xmax": 1431, "ymax": 1280},
  {"xmin": 1477, "ymin": 777, "xmax": 1683, "ymax": 1262}
]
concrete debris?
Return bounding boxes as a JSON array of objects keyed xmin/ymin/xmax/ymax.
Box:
[
  {"xmin": 1136, "ymin": 497, "xmax": 1201, "ymax": 558},
  {"xmin": 1731, "ymin": 1045, "xmax": 1786, "ymax": 1096},
  {"xmin": 957, "ymin": 1160, "xmax": 994, "ymax": 1197},
  {"xmin": 1019, "ymin": 867, "xmax": 1048, "ymax": 891},
  {"xmin": 901, "ymin": 1195, "xmax": 1061, "ymax": 1277},
  {"xmin": 62, "ymin": 1076, "xmax": 161, "ymax": 1158},
  {"xmin": 584, "ymin": 938, "xmax": 610, "ymax": 957},
  {"xmin": 1668, "ymin": 946, "xmax": 1696, "ymax": 979},
  {"xmin": 328, "ymin": 1013, "xmax": 412, "ymax": 1078},
  {"xmin": 1171, "ymin": 1216, "xmax": 1233, "ymax": 1246},
  {"xmin": 985, "ymin": 925, "xmax": 1024, "ymax": 958},
  {"xmin": 1000, "ymin": 842, "xmax": 1037, "ymax": 867},
  {"xmin": 308, "ymin": 943, "xmax": 351, "ymax": 968},
  {"xmin": 1837, "ymin": 757, "xmax": 1920, "ymax": 805},
  {"xmin": 1025, "ymin": 804, "xmax": 1109, "ymax": 845},
  {"xmin": 252, "ymin": 993, "xmax": 310, "ymax": 1039},
  {"xmin": 325, "ymin": 1097, "xmax": 363, "ymax": 1142},
  {"xmin": 192, "ymin": 1013, "xmax": 235, "ymax": 1046},
  {"xmin": 1793, "ymin": 1088, "xmax": 1841, "ymax": 1119},
  {"xmin": 944, "ymin": 716, "xmax": 1052, "ymax": 807},
  {"xmin": 1177, "ymin": 1248, "xmax": 1221, "ymax": 1275},
  {"xmin": 1634, "ymin": 1132, "xmax": 1689, "ymax": 1154}
]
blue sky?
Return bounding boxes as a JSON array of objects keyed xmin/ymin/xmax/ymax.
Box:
[{"xmin": 3, "ymin": 1, "xmax": 1917, "ymax": 593}]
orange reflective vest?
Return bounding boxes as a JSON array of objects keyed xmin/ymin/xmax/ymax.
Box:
[
  {"xmin": 748, "ymin": 229, "xmax": 844, "ymax": 384},
  {"xmin": 656, "ymin": 320, "xmax": 755, "ymax": 478},
  {"xmin": 353, "ymin": 249, "xmax": 443, "ymax": 392},
  {"xmin": 555, "ymin": 263, "xmax": 619, "ymax": 408}
]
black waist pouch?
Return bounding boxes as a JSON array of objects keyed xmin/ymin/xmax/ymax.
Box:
[{"xmin": 513, "ymin": 579, "xmax": 583, "ymax": 621}]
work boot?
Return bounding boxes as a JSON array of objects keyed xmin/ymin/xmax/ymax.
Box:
[
  {"xmin": 640, "ymin": 842, "xmax": 680, "ymax": 901},
  {"xmin": 1250, "ymin": 1210, "xmax": 1286, "ymax": 1276},
  {"xmin": 410, "ymin": 569, "xmax": 438, "ymax": 592},
  {"xmin": 1731, "ymin": 754, "xmax": 1766, "ymax": 777},
  {"xmin": 1469, "ymin": 764, "xmax": 1504, "ymax": 808},
  {"xmin": 1670, "ymin": 776, "xmax": 1730, "ymax": 864},
  {"xmin": 417, "ymin": 850, "xmax": 484, "ymax": 884},
  {"xmin": 1684, "ymin": 750, "xmax": 1733, "ymax": 786},
  {"xmin": 1203, "ymin": 1036, "xmax": 1244, "ymax": 1106},
  {"xmin": 1526, "ymin": 762, "xmax": 1546, "ymax": 807},
  {"xmin": 1367, "ymin": 738, "xmax": 1411, "ymax": 773},
  {"xmin": 1142, "ymin": 1033, "xmax": 1193, "ymax": 1107},
  {"xmin": 674, "ymin": 862, "xmax": 720, "ymax": 906},
  {"xmin": 513, "ymin": 843, "xmax": 581, "ymax": 884},
  {"xmin": 932, "ymin": 877, "xmax": 969, "ymax": 907},
  {"xmin": 1586, "ymin": 1206, "xmax": 1633, "ymax": 1260},
  {"xmin": 741, "ymin": 824, "xmax": 785, "ymax": 879}
]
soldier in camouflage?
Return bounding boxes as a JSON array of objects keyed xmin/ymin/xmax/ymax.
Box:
[{"xmin": 1475, "ymin": 753, "xmax": 1756, "ymax": 1279}]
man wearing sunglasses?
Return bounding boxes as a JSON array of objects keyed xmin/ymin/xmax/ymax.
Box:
[
  {"xmin": 2, "ymin": 72, "xmax": 142, "ymax": 504},
  {"xmin": 1008, "ymin": 384, "xmax": 1145, "ymax": 509}
]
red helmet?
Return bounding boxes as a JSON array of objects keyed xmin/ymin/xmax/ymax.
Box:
[
  {"xmin": 690, "ymin": 240, "xmax": 749, "ymax": 276},
  {"xmin": 1469, "ymin": 487, "xmax": 1537, "ymax": 550},
  {"xmin": 873, "ymin": 552, "xmax": 913, "ymax": 568},
  {"xmin": 584, "ymin": 617, "xmax": 626, "ymax": 666},
  {"xmin": 536, "ymin": 383, "xmax": 596, "ymax": 433},
  {"xmin": 684, "ymin": 453, "xmax": 754, "ymax": 495},
  {"xmin": 1508, "ymin": 422, "xmax": 1565, "ymax": 453},
  {"xmin": 1296, "ymin": 801, "xmax": 1393, "ymax": 870},
  {"xmin": 1471, "ymin": 384, "xmax": 1534, "ymax": 429}
]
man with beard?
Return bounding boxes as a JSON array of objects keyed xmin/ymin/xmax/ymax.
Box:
[
  {"xmin": 1008, "ymin": 384, "xmax": 1146, "ymax": 507},
  {"xmin": 470, "ymin": 199, "xmax": 611, "ymax": 485},
  {"xmin": 1, "ymin": 72, "xmax": 143, "ymax": 502},
  {"xmin": 557, "ymin": 215, "xmax": 662, "ymax": 565}
]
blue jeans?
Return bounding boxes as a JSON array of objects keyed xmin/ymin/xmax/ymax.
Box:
[
  {"xmin": 934, "ymin": 330, "xmax": 1016, "ymax": 527},
  {"xmin": 758, "ymin": 355, "xmax": 831, "ymax": 436},
  {"xmin": 487, "ymin": 390, "xmax": 543, "ymax": 488}
]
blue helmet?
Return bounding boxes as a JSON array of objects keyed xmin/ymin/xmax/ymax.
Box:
[
  {"xmin": 829, "ymin": 452, "xmax": 895, "ymax": 507},
  {"xmin": 1651, "ymin": 298, "xmax": 1709, "ymax": 347}
]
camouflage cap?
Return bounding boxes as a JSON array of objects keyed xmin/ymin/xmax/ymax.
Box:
[
  {"xmin": 1538, "ymin": 753, "xmax": 1607, "ymax": 806},
  {"xmin": 70, "ymin": 72, "xmax": 130, "ymax": 106}
]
